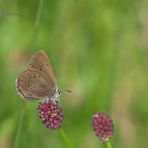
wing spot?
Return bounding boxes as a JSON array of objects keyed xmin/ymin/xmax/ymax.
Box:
[{"xmin": 40, "ymin": 69, "xmax": 42, "ymax": 71}]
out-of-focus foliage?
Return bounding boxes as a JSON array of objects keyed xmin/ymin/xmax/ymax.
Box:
[{"xmin": 0, "ymin": 0, "xmax": 148, "ymax": 148}]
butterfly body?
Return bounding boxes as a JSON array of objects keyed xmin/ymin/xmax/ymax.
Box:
[{"xmin": 16, "ymin": 50, "xmax": 60, "ymax": 101}]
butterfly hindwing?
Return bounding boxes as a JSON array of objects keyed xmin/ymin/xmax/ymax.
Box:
[{"xmin": 16, "ymin": 70, "xmax": 52, "ymax": 100}]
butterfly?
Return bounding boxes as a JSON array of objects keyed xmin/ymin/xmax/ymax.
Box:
[{"xmin": 16, "ymin": 50, "xmax": 61, "ymax": 101}]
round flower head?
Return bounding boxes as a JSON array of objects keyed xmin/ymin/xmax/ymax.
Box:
[
  {"xmin": 38, "ymin": 99, "xmax": 64, "ymax": 130},
  {"xmin": 92, "ymin": 112, "xmax": 114, "ymax": 142}
]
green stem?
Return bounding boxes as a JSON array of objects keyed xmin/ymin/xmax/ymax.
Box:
[
  {"xmin": 35, "ymin": 0, "xmax": 44, "ymax": 28},
  {"xmin": 31, "ymin": 0, "xmax": 44, "ymax": 48},
  {"xmin": 14, "ymin": 109, "xmax": 25, "ymax": 148},
  {"xmin": 103, "ymin": 141, "xmax": 112, "ymax": 148},
  {"xmin": 59, "ymin": 128, "xmax": 73, "ymax": 148}
]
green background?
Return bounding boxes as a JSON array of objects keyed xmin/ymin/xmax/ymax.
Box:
[{"xmin": 0, "ymin": 0, "xmax": 148, "ymax": 148}]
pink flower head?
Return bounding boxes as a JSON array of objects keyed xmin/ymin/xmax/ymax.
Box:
[
  {"xmin": 38, "ymin": 99, "xmax": 64, "ymax": 130},
  {"xmin": 92, "ymin": 112, "xmax": 114, "ymax": 142}
]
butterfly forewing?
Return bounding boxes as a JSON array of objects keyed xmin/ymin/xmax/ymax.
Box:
[
  {"xmin": 28, "ymin": 50, "xmax": 57, "ymax": 90},
  {"xmin": 16, "ymin": 50, "xmax": 58, "ymax": 100}
]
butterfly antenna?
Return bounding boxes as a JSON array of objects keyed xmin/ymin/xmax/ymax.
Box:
[{"xmin": 65, "ymin": 90, "xmax": 72, "ymax": 93}]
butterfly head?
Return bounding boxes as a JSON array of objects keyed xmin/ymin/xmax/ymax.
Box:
[
  {"xmin": 56, "ymin": 89, "xmax": 62, "ymax": 97},
  {"xmin": 51, "ymin": 89, "xmax": 62, "ymax": 99}
]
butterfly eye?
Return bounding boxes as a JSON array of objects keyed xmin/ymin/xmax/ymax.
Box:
[{"xmin": 58, "ymin": 90, "xmax": 61, "ymax": 96}]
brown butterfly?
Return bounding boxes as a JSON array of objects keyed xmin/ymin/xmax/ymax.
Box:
[{"xmin": 16, "ymin": 50, "xmax": 61, "ymax": 101}]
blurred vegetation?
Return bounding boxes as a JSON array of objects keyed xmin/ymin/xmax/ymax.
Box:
[{"xmin": 0, "ymin": 0, "xmax": 148, "ymax": 148}]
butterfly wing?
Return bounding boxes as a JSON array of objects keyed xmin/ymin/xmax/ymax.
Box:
[
  {"xmin": 16, "ymin": 70, "xmax": 54, "ymax": 100},
  {"xmin": 16, "ymin": 50, "xmax": 58, "ymax": 100},
  {"xmin": 28, "ymin": 50, "xmax": 58, "ymax": 90}
]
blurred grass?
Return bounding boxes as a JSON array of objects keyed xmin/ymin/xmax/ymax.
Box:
[{"xmin": 0, "ymin": 0, "xmax": 148, "ymax": 148}]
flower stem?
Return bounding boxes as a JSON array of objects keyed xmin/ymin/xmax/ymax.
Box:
[
  {"xmin": 59, "ymin": 128, "xmax": 73, "ymax": 148},
  {"xmin": 103, "ymin": 141, "xmax": 112, "ymax": 148}
]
